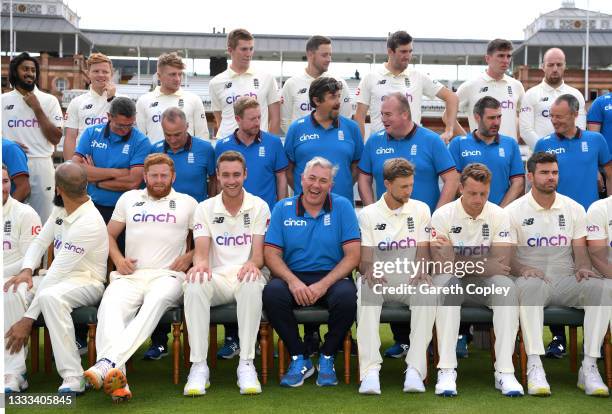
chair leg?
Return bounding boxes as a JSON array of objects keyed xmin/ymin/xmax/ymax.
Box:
[
  {"xmin": 87, "ymin": 323, "xmax": 96, "ymax": 367},
  {"xmin": 127, "ymin": 358, "xmax": 134, "ymax": 373},
  {"xmin": 209, "ymin": 324, "xmax": 217, "ymax": 369},
  {"xmin": 569, "ymin": 326, "xmax": 578, "ymax": 373},
  {"xmin": 603, "ymin": 328, "xmax": 611, "ymax": 389},
  {"xmin": 31, "ymin": 328, "xmax": 39, "ymax": 374},
  {"xmin": 172, "ymin": 322, "xmax": 181, "ymax": 385},
  {"xmin": 267, "ymin": 329, "xmax": 274, "ymax": 371},
  {"xmin": 44, "ymin": 327, "xmax": 52, "ymax": 374},
  {"xmin": 343, "ymin": 331, "xmax": 351, "ymax": 385},
  {"xmin": 433, "ymin": 326, "xmax": 439, "ymax": 368},
  {"xmin": 183, "ymin": 321, "xmax": 190, "ymax": 369},
  {"xmin": 259, "ymin": 323, "xmax": 269, "ymax": 385},
  {"xmin": 278, "ymin": 339, "xmax": 286, "ymax": 380},
  {"xmin": 489, "ymin": 328, "xmax": 496, "ymax": 369},
  {"xmin": 519, "ymin": 330, "xmax": 527, "ymax": 387}
]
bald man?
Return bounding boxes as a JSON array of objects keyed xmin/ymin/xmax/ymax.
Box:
[{"xmin": 519, "ymin": 48, "xmax": 586, "ymax": 149}]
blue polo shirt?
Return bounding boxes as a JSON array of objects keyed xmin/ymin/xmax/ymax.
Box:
[
  {"xmin": 284, "ymin": 113, "xmax": 363, "ymax": 202},
  {"xmin": 265, "ymin": 193, "xmax": 360, "ymax": 273},
  {"xmin": 448, "ymin": 132, "xmax": 524, "ymax": 205},
  {"xmin": 75, "ymin": 123, "xmax": 151, "ymax": 207},
  {"xmin": 2, "ymin": 138, "xmax": 29, "ymax": 194},
  {"xmin": 534, "ymin": 128, "xmax": 612, "ymax": 210},
  {"xmin": 587, "ymin": 92, "xmax": 612, "ymax": 154},
  {"xmin": 358, "ymin": 125, "xmax": 456, "ymax": 212},
  {"xmin": 215, "ymin": 130, "xmax": 288, "ymax": 210},
  {"xmin": 151, "ymin": 135, "xmax": 215, "ymax": 202}
]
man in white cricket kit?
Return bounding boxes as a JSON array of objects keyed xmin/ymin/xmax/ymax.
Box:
[
  {"xmin": 430, "ymin": 163, "xmax": 523, "ymax": 397},
  {"xmin": 3, "ymin": 164, "xmax": 42, "ymax": 393},
  {"xmin": 357, "ymin": 158, "xmax": 436, "ymax": 395},
  {"xmin": 519, "ymin": 48, "xmax": 586, "ymax": 149},
  {"xmin": 84, "ymin": 153, "xmax": 197, "ymax": 402},
  {"xmin": 1, "ymin": 52, "xmax": 63, "ymax": 223},
  {"xmin": 183, "ymin": 150, "xmax": 270, "ymax": 396},
  {"xmin": 586, "ymin": 195, "xmax": 612, "ymax": 278},
  {"xmin": 209, "ymin": 28, "xmax": 280, "ymax": 139},
  {"xmin": 281, "ymin": 35, "xmax": 352, "ymax": 133},
  {"xmin": 4, "ymin": 162, "xmax": 108, "ymax": 394},
  {"xmin": 507, "ymin": 152, "xmax": 611, "ymax": 397},
  {"xmin": 136, "ymin": 52, "xmax": 210, "ymax": 142}
]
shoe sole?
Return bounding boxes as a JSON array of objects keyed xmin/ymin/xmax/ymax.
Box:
[
  {"xmin": 403, "ymin": 387, "xmax": 426, "ymax": 393},
  {"xmin": 238, "ymin": 383, "xmax": 262, "ymax": 395},
  {"xmin": 384, "ymin": 353, "xmax": 408, "ymax": 359},
  {"xmin": 528, "ymin": 387, "xmax": 551, "ymax": 396},
  {"xmin": 217, "ymin": 350, "xmax": 240, "ymax": 359},
  {"xmin": 358, "ymin": 389, "xmax": 381, "ymax": 395},
  {"xmin": 544, "ymin": 352, "xmax": 565, "ymax": 359},
  {"xmin": 280, "ymin": 367, "xmax": 315, "ymax": 387},
  {"xmin": 495, "ymin": 383, "xmax": 524, "ymax": 397},
  {"xmin": 143, "ymin": 353, "xmax": 169, "ymax": 361},
  {"xmin": 183, "ymin": 382, "xmax": 210, "ymax": 397},
  {"xmin": 435, "ymin": 388, "xmax": 457, "ymax": 397},
  {"xmin": 84, "ymin": 370, "xmax": 103, "ymax": 390},
  {"xmin": 103, "ymin": 368, "xmax": 127, "ymax": 396},
  {"xmin": 578, "ymin": 383, "xmax": 610, "ymax": 397}
]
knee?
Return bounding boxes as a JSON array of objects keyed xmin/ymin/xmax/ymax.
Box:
[
  {"xmin": 327, "ymin": 280, "xmax": 357, "ymax": 312},
  {"xmin": 237, "ymin": 278, "xmax": 265, "ymax": 297},
  {"xmin": 262, "ymin": 278, "xmax": 291, "ymax": 307},
  {"xmin": 37, "ymin": 289, "xmax": 61, "ymax": 308}
]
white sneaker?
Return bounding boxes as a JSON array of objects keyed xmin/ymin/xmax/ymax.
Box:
[
  {"xmin": 84, "ymin": 358, "xmax": 114, "ymax": 390},
  {"xmin": 578, "ymin": 364, "xmax": 610, "ymax": 397},
  {"xmin": 358, "ymin": 370, "xmax": 381, "ymax": 395},
  {"xmin": 237, "ymin": 361, "xmax": 262, "ymax": 395},
  {"xmin": 4, "ymin": 374, "xmax": 28, "ymax": 393},
  {"xmin": 58, "ymin": 376, "xmax": 86, "ymax": 395},
  {"xmin": 184, "ymin": 362, "xmax": 210, "ymax": 396},
  {"xmin": 403, "ymin": 366, "xmax": 425, "ymax": 393},
  {"xmin": 435, "ymin": 369, "xmax": 457, "ymax": 396},
  {"xmin": 527, "ymin": 364, "xmax": 551, "ymax": 396},
  {"xmin": 494, "ymin": 372, "xmax": 524, "ymax": 397}
]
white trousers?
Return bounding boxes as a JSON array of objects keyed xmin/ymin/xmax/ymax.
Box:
[
  {"xmin": 356, "ymin": 277, "xmax": 437, "ymax": 381},
  {"xmin": 516, "ymin": 276, "xmax": 612, "ymax": 358},
  {"xmin": 26, "ymin": 157, "xmax": 54, "ymax": 224},
  {"xmin": 433, "ymin": 274, "xmax": 519, "ymax": 373},
  {"xmin": 184, "ymin": 265, "xmax": 266, "ymax": 363},
  {"xmin": 96, "ymin": 270, "xmax": 182, "ymax": 367}
]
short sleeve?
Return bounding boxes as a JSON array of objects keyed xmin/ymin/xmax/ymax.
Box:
[
  {"xmin": 351, "ymin": 123, "xmax": 364, "ymax": 162},
  {"xmin": 355, "ymin": 76, "xmax": 370, "ymax": 106},
  {"xmin": 130, "ymin": 136, "xmax": 152, "ymax": 167},
  {"xmin": 339, "ymin": 199, "xmax": 360, "ymax": 245},
  {"xmin": 74, "ymin": 127, "xmax": 92, "ymax": 157},
  {"xmin": 110, "ymin": 192, "xmax": 129, "ymax": 223},
  {"xmin": 252, "ymin": 199, "xmax": 271, "ymax": 236},
  {"xmin": 357, "ymin": 209, "xmax": 374, "ymax": 247},
  {"xmin": 430, "ymin": 210, "xmax": 450, "ymax": 241},
  {"xmin": 357, "ymin": 136, "xmax": 373, "ymax": 175},
  {"xmin": 572, "ymin": 204, "xmax": 588, "ymax": 240},
  {"xmin": 264, "ymin": 201, "xmax": 285, "ymax": 249},
  {"xmin": 456, "ymin": 82, "xmax": 470, "ymax": 113},
  {"xmin": 509, "ymin": 140, "xmax": 525, "ymax": 177},
  {"xmin": 265, "ymin": 75, "xmax": 280, "ymax": 105},
  {"xmin": 431, "ymin": 135, "xmax": 456, "ymax": 175},
  {"xmin": 273, "ymin": 137, "xmax": 289, "ymax": 172},
  {"xmin": 65, "ymin": 97, "xmax": 80, "ymax": 129},
  {"xmin": 586, "ymin": 202, "xmax": 609, "ymax": 241},
  {"xmin": 587, "ymin": 97, "xmax": 603, "ymax": 124},
  {"xmin": 284, "ymin": 124, "xmax": 297, "ymax": 162},
  {"xmin": 447, "ymin": 137, "xmax": 463, "ymax": 172},
  {"xmin": 3, "ymin": 142, "xmax": 29, "ymax": 178},
  {"xmin": 192, "ymin": 203, "xmax": 211, "ymax": 239},
  {"xmin": 596, "ymin": 133, "xmax": 611, "ymax": 167},
  {"xmin": 47, "ymin": 95, "xmax": 63, "ymax": 128},
  {"xmin": 205, "ymin": 142, "xmax": 216, "ymax": 177},
  {"xmin": 420, "ymin": 72, "xmax": 443, "ymax": 98}
]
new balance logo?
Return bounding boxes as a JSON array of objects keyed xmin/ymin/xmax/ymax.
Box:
[
  {"xmin": 4, "ymin": 104, "xmax": 14, "ymax": 110},
  {"xmin": 450, "ymin": 226, "xmax": 462, "ymax": 234},
  {"xmin": 133, "ymin": 201, "xmax": 145, "ymax": 207},
  {"xmin": 298, "ymin": 88, "xmax": 307, "ymax": 94},
  {"xmin": 479, "ymin": 87, "xmax": 488, "ymax": 93},
  {"xmin": 84, "ymin": 104, "xmax": 93, "ymax": 109},
  {"xmin": 377, "ymin": 80, "xmax": 387, "ymax": 85},
  {"xmin": 55, "ymin": 218, "xmax": 63, "ymax": 225},
  {"xmin": 149, "ymin": 102, "xmax": 159, "ymax": 108},
  {"xmin": 374, "ymin": 223, "xmax": 386, "ymax": 230},
  {"xmin": 225, "ymin": 82, "xmax": 233, "ymax": 89},
  {"xmin": 213, "ymin": 216, "xmax": 225, "ymax": 224},
  {"xmin": 522, "ymin": 218, "xmax": 534, "ymax": 226}
]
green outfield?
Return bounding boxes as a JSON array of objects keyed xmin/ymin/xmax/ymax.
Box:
[{"xmin": 11, "ymin": 326, "xmax": 610, "ymax": 414}]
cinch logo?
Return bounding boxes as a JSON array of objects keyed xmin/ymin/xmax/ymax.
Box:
[
  {"xmin": 85, "ymin": 116, "xmax": 108, "ymax": 125},
  {"xmin": 215, "ymin": 232, "xmax": 252, "ymax": 246},
  {"xmin": 299, "ymin": 133, "xmax": 320, "ymax": 142},
  {"xmin": 84, "ymin": 104, "xmax": 93, "ymax": 109},
  {"xmin": 377, "ymin": 236, "xmax": 417, "ymax": 251},
  {"xmin": 376, "ymin": 147, "xmax": 394, "ymax": 155},
  {"xmin": 604, "ymin": 104, "xmax": 612, "ymax": 111},
  {"xmin": 545, "ymin": 147, "xmax": 565, "ymax": 154},
  {"xmin": 193, "ymin": 224, "xmax": 203, "ymax": 231},
  {"xmin": 3, "ymin": 240, "xmax": 11, "ymax": 250},
  {"xmin": 526, "ymin": 234, "xmax": 569, "ymax": 247},
  {"xmin": 586, "ymin": 225, "xmax": 600, "ymax": 232},
  {"xmin": 152, "ymin": 114, "xmax": 161, "ymax": 123},
  {"xmin": 284, "ymin": 218, "xmax": 307, "ymax": 227},
  {"xmin": 462, "ymin": 150, "xmax": 481, "ymax": 157},
  {"xmin": 226, "ymin": 92, "xmax": 257, "ymax": 105},
  {"xmin": 500, "ymin": 100, "xmax": 514, "ymax": 109},
  {"xmin": 498, "ymin": 231, "xmax": 510, "ymax": 238},
  {"xmin": 63, "ymin": 241, "xmax": 85, "ymax": 254},
  {"xmin": 132, "ymin": 212, "xmax": 177, "ymax": 223},
  {"xmin": 541, "ymin": 109, "xmax": 550, "ymax": 118},
  {"xmin": 300, "ymin": 102, "xmax": 313, "ymax": 111},
  {"xmin": 454, "ymin": 244, "xmax": 490, "ymax": 257},
  {"xmin": 7, "ymin": 119, "xmax": 40, "ymax": 128},
  {"xmin": 91, "ymin": 140, "xmax": 108, "ymax": 149}
]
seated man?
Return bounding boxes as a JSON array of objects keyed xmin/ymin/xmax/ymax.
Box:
[
  {"xmin": 357, "ymin": 158, "xmax": 437, "ymax": 395},
  {"xmin": 507, "ymin": 152, "xmax": 611, "ymax": 397},
  {"xmin": 586, "ymin": 195, "xmax": 612, "ymax": 278},
  {"xmin": 263, "ymin": 156, "xmax": 360, "ymax": 387},
  {"xmin": 84, "ymin": 153, "xmax": 197, "ymax": 402},
  {"xmin": 3, "ymin": 164, "xmax": 41, "ymax": 392},
  {"xmin": 183, "ymin": 150, "xmax": 271, "ymax": 396},
  {"xmin": 4, "ymin": 162, "xmax": 108, "ymax": 394},
  {"xmin": 430, "ymin": 163, "xmax": 523, "ymax": 397}
]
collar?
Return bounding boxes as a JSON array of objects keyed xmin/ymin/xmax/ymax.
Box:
[
  {"xmin": 233, "ymin": 128, "xmax": 262, "ymax": 145},
  {"xmin": 228, "ymin": 66, "xmax": 255, "ymax": 78},
  {"xmin": 303, "ymin": 68, "xmax": 327, "ymax": 81},
  {"xmin": 296, "ymin": 193, "xmax": 332, "ymax": 217},
  {"xmin": 163, "ymin": 134, "xmax": 193, "ymax": 153},
  {"xmin": 481, "ymin": 71, "xmax": 507, "ymax": 83},
  {"xmin": 310, "ymin": 112, "xmax": 340, "ymax": 129},
  {"xmin": 103, "ymin": 122, "xmax": 132, "ymax": 142},
  {"xmin": 526, "ymin": 190, "xmax": 563, "ymax": 211},
  {"xmin": 3, "ymin": 195, "xmax": 15, "ymax": 215},
  {"xmin": 387, "ymin": 123, "xmax": 418, "ymax": 141},
  {"xmin": 153, "ymin": 86, "xmax": 183, "ymax": 97},
  {"xmin": 88, "ymin": 88, "xmax": 105, "ymax": 98},
  {"xmin": 456, "ymin": 197, "xmax": 488, "ymax": 221},
  {"xmin": 213, "ymin": 190, "xmax": 254, "ymax": 215},
  {"xmin": 555, "ymin": 127, "xmax": 582, "ymax": 140},
  {"xmin": 63, "ymin": 198, "xmax": 95, "ymax": 224},
  {"xmin": 472, "ymin": 130, "xmax": 500, "ymax": 144},
  {"xmin": 140, "ymin": 188, "xmax": 177, "ymax": 202},
  {"xmin": 377, "ymin": 194, "xmax": 414, "ymax": 217},
  {"xmin": 540, "ymin": 80, "xmax": 565, "ymax": 93},
  {"xmin": 380, "ymin": 63, "xmax": 409, "ymax": 78}
]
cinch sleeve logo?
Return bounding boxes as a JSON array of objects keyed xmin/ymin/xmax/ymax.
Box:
[
  {"xmin": 63, "ymin": 241, "xmax": 86, "ymax": 254},
  {"xmin": 193, "ymin": 223, "xmax": 203, "ymax": 231},
  {"xmin": 215, "ymin": 232, "xmax": 252, "ymax": 246},
  {"xmin": 132, "ymin": 212, "xmax": 177, "ymax": 223}
]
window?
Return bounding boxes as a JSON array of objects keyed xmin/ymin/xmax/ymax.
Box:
[{"xmin": 54, "ymin": 77, "xmax": 68, "ymax": 92}]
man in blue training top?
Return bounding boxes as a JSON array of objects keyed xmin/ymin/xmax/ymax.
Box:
[
  {"xmin": 587, "ymin": 90, "xmax": 612, "ymax": 157},
  {"xmin": 2, "ymin": 137, "xmax": 30, "ymax": 201}
]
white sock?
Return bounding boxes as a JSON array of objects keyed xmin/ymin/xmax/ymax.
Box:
[
  {"xmin": 582, "ymin": 355, "xmax": 597, "ymax": 366},
  {"xmin": 527, "ymin": 354, "xmax": 542, "ymax": 367},
  {"xmin": 239, "ymin": 358, "xmax": 253, "ymax": 368}
]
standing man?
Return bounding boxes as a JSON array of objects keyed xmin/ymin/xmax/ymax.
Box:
[
  {"xmin": 281, "ymin": 35, "xmax": 351, "ymax": 133},
  {"xmin": 354, "ymin": 31, "xmax": 461, "ymax": 142},
  {"xmin": 2, "ymin": 52, "xmax": 63, "ymax": 223},
  {"xmin": 263, "ymin": 157, "xmax": 360, "ymax": 387},
  {"xmin": 519, "ymin": 48, "xmax": 586, "ymax": 149},
  {"xmin": 456, "ymin": 39, "xmax": 525, "ymax": 141},
  {"xmin": 587, "ymin": 91, "xmax": 612, "ymax": 156},
  {"xmin": 209, "ymin": 28, "xmax": 280, "ymax": 139},
  {"xmin": 183, "ymin": 151, "xmax": 270, "ymax": 396},
  {"xmin": 64, "ymin": 53, "xmax": 119, "ymax": 160},
  {"xmin": 84, "ymin": 154, "xmax": 197, "ymax": 403},
  {"xmin": 2, "ymin": 138, "xmax": 30, "ymax": 201},
  {"xmin": 136, "ymin": 52, "xmax": 209, "ymax": 143},
  {"xmin": 4, "ymin": 162, "xmax": 108, "ymax": 394},
  {"xmin": 284, "ymin": 77, "xmax": 363, "ymax": 203}
]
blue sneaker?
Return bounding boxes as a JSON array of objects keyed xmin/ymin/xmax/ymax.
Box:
[
  {"xmin": 76, "ymin": 336, "xmax": 88, "ymax": 356},
  {"xmin": 143, "ymin": 344, "xmax": 168, "ymax": 360},
  {"xmin": 456, "ymin": 335, "xmax": 468, "ymax": 358},
  {"xmin": 545, "ymin": 336, "xmax": 566, "ymax": 359},
  {"xmin": 217, "ymin": 337, "xmax": 240, "ymax": 359},
  {"xmin": 383, "ymin": 342, "xmax": 409, "ymax": 358},
  {"xmin": 316, "ymin": 354, "xmax": 338, "ymax": 386},
  {"xmin": 280, "ymin": 355, "xmax": 314, "ymax": 387}
]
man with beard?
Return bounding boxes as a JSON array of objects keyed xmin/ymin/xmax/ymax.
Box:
[
  {"xmin": 4, "ymin": 162, "xmax": 108, "ymax": 394},
  {"xmin": 83, "ymin": 154, "xmax": 197, "ymax": 403},
  {"xmin": 284, "ymin": 77, "xmax": 363, "ymax": 204},
  {"xmin": 586, "ymin": 195, "xmax": 612, "ymax": 277},
  {"xmin": 507, "ymin": 152, "xmax": 611, "ymax": 397},
  {"xmin": 2, "ymin": 52, "xmax": 63, "ymax": 223}
]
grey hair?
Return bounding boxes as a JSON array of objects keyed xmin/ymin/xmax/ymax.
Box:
[
  {"xmin": 303, "ymin": 156, "xmax": 339, "ymax": 180},
  {"xmin": 385, "ymin": 92, "xmax": 412, "ymax": 116},
  {"xmin": 109, "ymin": 97, "xmax": 136, "ymax": 118},
  {"xmin": 554, "ymin": 94, "xmax": 579, "ymax": 114},
  {"xmin": 161, "ymin": 106, "xmax": 187, "ymax": 124}
]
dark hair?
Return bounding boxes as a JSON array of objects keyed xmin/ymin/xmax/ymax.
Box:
[
  {"xmin": 8, "ymin": 52, "xmax": 40, "ymax": 88},
  {"xmin": 2, "ymin": 163, "xmax": 8, "ymax": 172},
  {"xmin": 527, "ymin": 151, "xmax": 557, "ymax": 173},
  {"xmin": 109, "ymin": 97, "xmax": 136, "ymax": 118},
  {"xmin": 217, "ymin": 150, "xmax": 246, "ymax": 172},
  {"xmin": 460, "ymin": 163, "xmax": 492, "ymax": 185},
  {"xmin": 487, "ymin": 39, "xmax": 513, "ymax": 55},
  {"xmin": 387, "ymin": 31, "xmax": 413, "ymax": 52},
  {"xmin": 473, "ymin": 96, "xmax": 501, "ymax": 117},
  {"xmin": 554, "ymin": 94, "xmax": 580, "ymax": 113},
  {"xmin": 383, "ymin": 158, "xmax": 414, "ymax": 182},
  {"xmin": 309, "ymin": 76, "xmax": 342, "ymax": 108},
  {"xmin": 306, "ymin": 35, "xmax": 332, "ymax": 53}
]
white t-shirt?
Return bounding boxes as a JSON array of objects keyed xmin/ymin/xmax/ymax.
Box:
[
  {"xmin": 356, "ymin": 63, "xmax": 443, "ymax": 132},
  {"xmin": 506, "ymin": 191, "xmax": 587, "ymax": 276},
  {"xmin": 586, "ymin": 196, "xmax": 612, "ymax": 269},
  {"xmin": 112, "ymin": 189, "xmax": 197, "ymax": 276},
  {"xmin": 65, "ymin": 89, "xmax": 116, "ymax": 139},
  {"xmin": 281, "ymin": 69, "xmax": 352, "ymax": 133},
  {"xmin": 210, "ymin": 67, "xmax": 280, "ymax": 139},
  {"xmin": 136, "ymin": 86, "xmax": 209, "ymax": 143},
  {"xmin": 3, "ymin": 196, "xmax": 41, "ymax": 277},
  {"xmin": 192, "ymin": 190, "xmax": 270, "ymax": 270},
  {"xmin": 519, "ymin": 80, "xmax": 587, "ymax": 148},
  {"xmin": 1, "ymin": 87, "xmax": 63, "ymax": 157},
  {"xmin": 457, "ymin": 72, "xmax": 525, "ymax": 140}
]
